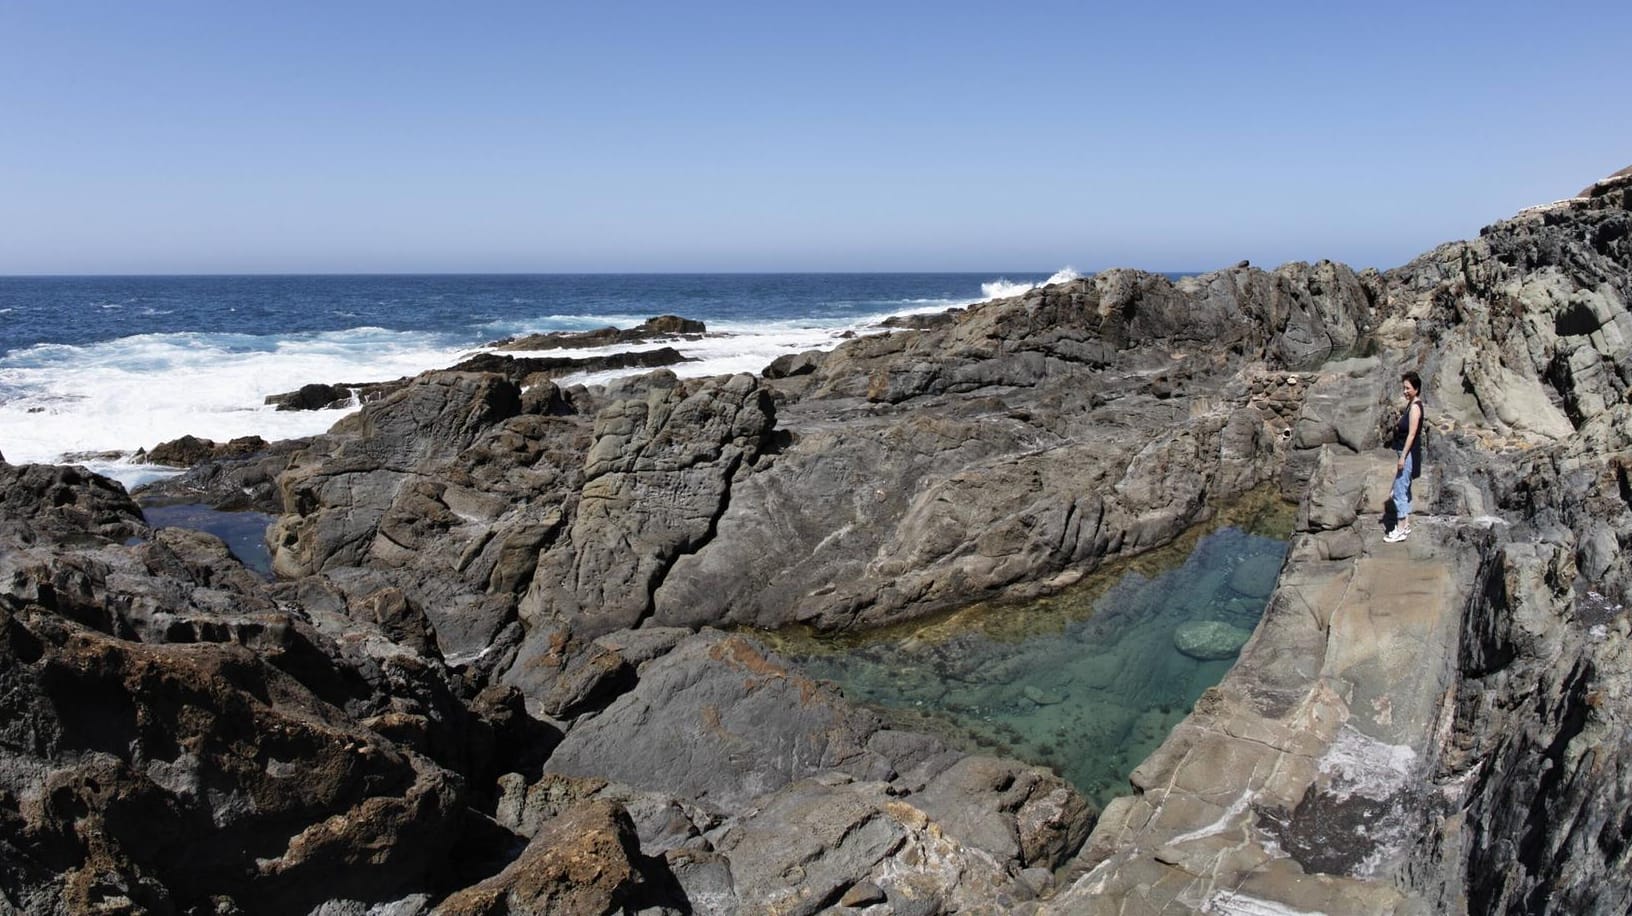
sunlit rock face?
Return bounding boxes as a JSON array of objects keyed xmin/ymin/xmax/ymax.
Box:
[{"xmin": 1, "ymin": 167, "xmax": 1628, "ymax": 913}]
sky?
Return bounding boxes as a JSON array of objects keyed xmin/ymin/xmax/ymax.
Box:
[{"xmin": 1, "ymin": 1, "xmax": 1629, "ymax": 275}]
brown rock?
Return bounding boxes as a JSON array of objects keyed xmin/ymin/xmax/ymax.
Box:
[{"xmin": 434, "ymin": 799, "xmax": 652, "ymax": 916}]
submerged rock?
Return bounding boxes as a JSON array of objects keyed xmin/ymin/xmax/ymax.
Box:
[
  {"xmin": 1228, "ymin": 552, "xmax": 1282, "ymax": 598},
  {"xmin": 1171, "ymin": 619, "xmax": 1254, "ymax": 660}
]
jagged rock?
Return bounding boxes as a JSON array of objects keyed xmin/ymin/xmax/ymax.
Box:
[
  {"xmin": 265, "ymin": 380, "xmax": 406, "ymax": 411},
  {"xmin": 134, "ymin": 437, "xmax": 309, "ymax": 512},
  {"xmin": 7, "ymin": 168, "xmax": 1632, "ymax": 912},
  {"xmin": 910, "ymin": 755, "xmax": 1094, "ymax": 869},
  {"xmin": 447, "ymin": 346, "xmax": 692, "ymax": 381},
  {"xmin": 514, "ymin": 372, "xmax": 775, "ymax": 642},
  {"xmin": 143, "ymin": 434, "xmax": 269, "ymax": 468},
  {"xmin": 435, "ymin": 799, "xmax": 662, "ymax": 915},
  {"xmin": 0, "ymin": 600, "xmax": 464, "ymax": 914},
  {"xmin": 491, "ymin": 314, "xmax": 707, "ymax": 351}
]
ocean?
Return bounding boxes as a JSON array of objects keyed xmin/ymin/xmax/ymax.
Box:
[{"xmin": 0, "ymin": 271, "xmax": 1077, "ymax": 487}]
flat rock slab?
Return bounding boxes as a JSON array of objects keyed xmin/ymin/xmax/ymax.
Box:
[{"xmin": 1045, "ymin": 447, "xmax": 1480, "ymax": 915}]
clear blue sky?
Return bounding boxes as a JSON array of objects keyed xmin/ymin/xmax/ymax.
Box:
[{"xmin": 2, "ymin": 1, "xmax": 1628, "ymax": 275}]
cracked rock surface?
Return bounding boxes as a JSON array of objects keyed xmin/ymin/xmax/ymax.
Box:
[{"xmin": 2, "ymin": 167, "xmax": 1629, "ymax": 913}]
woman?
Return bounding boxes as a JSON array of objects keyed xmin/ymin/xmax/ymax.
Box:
[{"xmin": 1384, "ymin": 371, "xmax": 1425, "ymax": 543}]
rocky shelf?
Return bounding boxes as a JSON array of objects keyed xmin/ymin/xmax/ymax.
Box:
[{"xmin": 1, "ymin": 167, "xmax": 1629, "ymax": 914}]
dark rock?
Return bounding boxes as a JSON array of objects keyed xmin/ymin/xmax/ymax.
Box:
[
  {"xmin": 491, "ymin": 315, "xmax": 707, "ymax": 351},
  {"xmin": 265, "ymin": 380, "xmax": 406, "ymax": 411},
  {"xmin": 8, "ymin": 170, "xmax": 1632, "ymax": 912},
  {"xmin": 134, "ymin": 437, "xmax": 310, "ymax": 513},
  {"xmin": 881, "ymin": 310, "xmax": 959, "ymax": 330},
  {"xmin": 0, "ymin": 605, "xmax": 463, "ymax": 914},
  {"xmin": 513, "ymin": 371, "xmax": 775, "ymax": 641},
  {"xmin": 447, "ymin": 346, "xmax": 691, "ymax": 381},
  {"xmin": 763, "ymin": 349, "xmax": 827, "ymax": 379},
  {"xmin": 143, "ymin": 434, "xmax": 269, "ymax": 468}
]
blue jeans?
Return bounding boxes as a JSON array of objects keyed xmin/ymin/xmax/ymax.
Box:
[{"xmin": 1392, "ymin": 452, "xmax": 1414, "ymax": 524}]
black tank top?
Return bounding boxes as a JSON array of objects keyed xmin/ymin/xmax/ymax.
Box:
[{"xmin": 1395, "ymin": 400, "xmax": 1424, "ymax": 473}]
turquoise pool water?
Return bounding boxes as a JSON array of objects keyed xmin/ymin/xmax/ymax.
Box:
[{"xmin": 768, "ymin": 505, "xmax": 1292, "ymax": 809}]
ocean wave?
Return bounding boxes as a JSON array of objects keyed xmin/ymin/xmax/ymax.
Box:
[
  {"xmin": 980, "ymin": 267, "xmax": 1083, "ymax": 301},
  {"xmin": 0, "ymin": 325, "xmax": 469, "ymax": 467}
]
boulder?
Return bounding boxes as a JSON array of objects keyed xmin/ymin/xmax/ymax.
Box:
[
  {"xmin": 1172, "ymin": 620, "xmax": 1253, "ymax": 660},
  {"xmin": 435, "ymin": 799, "xmax": 663, "ymax": 915}
]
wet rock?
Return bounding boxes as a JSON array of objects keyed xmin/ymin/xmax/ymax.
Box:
[
  {"xmin": 1228, "ymin": 553, "xmax": 1282, "ymax": 598},
  {"xmin": 1172, "ymin": 620, "xmax": 1253, "ymax": 660},
  {"xmin": 491, "ymin": 314, "xmax": 706, "ymax": 351},
  {"xmin": 265, "ymin": 380, "xmax": 406, "ymax": 411},
  {"xmin": 134, "ymin": 437, "xmax": 310, "ymax": 512},
  {"xmin": 1023, "ymin": 685, "xmax": 1065, "ymax": 705},
  {"xmin": 447, "ymin": 346, "xmax": 691, "ymax": 381}
]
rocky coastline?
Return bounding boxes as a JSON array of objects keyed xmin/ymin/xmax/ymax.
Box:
[{"xmin": 2, "ymin": 168, "xmax": 1630, "ymax": 914}]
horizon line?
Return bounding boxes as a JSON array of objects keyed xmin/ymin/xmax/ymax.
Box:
[{"xmin": 0, "ymin": 267, "xmax": 1215, "ymax": 281}]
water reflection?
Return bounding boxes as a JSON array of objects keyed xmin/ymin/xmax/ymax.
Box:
[
  {"xmin": 766, "ymin": 499, "xmax": 1293, "ymax": 808},
  {"xmin": 140, "ymin": 503, "xmax": 276, "ymax": 579}
]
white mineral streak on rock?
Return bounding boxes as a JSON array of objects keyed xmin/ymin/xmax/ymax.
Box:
[
  {"xmin": 1318, "ymin": 726, "xmax": 1417, "ymax": 802},
  {"xmin": 1165, "ymin": 791, "xmax": 1253, "ymax": 846},
  {"xmin": 1204, "ymin": 890, "xmax": 1329, "ymax": 915},
  {"xmin": 1316, "ymin": 726, "xmax": 1421, "ymax": 877}
]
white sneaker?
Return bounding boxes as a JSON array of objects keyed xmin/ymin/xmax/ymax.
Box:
[{"xmin": 1384, "ymin": 528, "xmax": 1409, "ymax": 543}]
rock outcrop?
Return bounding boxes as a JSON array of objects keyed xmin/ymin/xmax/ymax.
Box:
[
  {"xmin": 490, "ymin": 314, "xmax": 707, "ymax": 351},
  {"xmin": 3, "ymin": 166, "xmax": 1628, "ymax": 913}
]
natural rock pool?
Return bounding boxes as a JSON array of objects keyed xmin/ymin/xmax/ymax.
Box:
[
  {"xmin": 762, "ymin": 494, "xmax": 1295, "ymax": 809},
  {"xmin": 140, "ymin": 504, "xmax": 277, "ymax": 578}
]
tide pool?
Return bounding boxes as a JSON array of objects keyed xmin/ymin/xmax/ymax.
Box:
[
  {"xmin": 140, "ymin": 504, "xmax": 277, "ymax": 579},
  {"xmin": 764, "ymin": 494, "xmax": 1295, "ymax": 809}
]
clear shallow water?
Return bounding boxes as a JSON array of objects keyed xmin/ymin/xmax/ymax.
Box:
[
  {"xmin": 140, "ymin": 504, "xmax": 276, "ymax": 579},
  {"xmin": 764, "ymin": 496, "xmax": 1295, "ymax": 809}
]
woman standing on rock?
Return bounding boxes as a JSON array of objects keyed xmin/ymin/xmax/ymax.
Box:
[{"xmin": 1385, "ymin": 371, "xmax": 1425, "ymax": 543}]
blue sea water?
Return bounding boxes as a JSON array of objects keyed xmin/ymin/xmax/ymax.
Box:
[
  {"xmin": 0, "ymin": 273, "xmax": 1064, "ymax": 357},
  {"xmin": 0, "ymin": 272, "xmax": 1074, "ymax": 483}
]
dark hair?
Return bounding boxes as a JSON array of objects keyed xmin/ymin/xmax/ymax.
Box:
[{"xmin": 1402, "ymin": 371, "xmax": 1422, "ymax": 392}]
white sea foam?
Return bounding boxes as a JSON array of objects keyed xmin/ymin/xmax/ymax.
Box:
[
  {"xmin": 980, "ymin": 267, "xmax": 1083, "ymax": 301},
  {"xmin": 1, "ymin": 282, "xmax": 1017, "ymax": 488},
  {"xmin": 0, "ymin": 328, "xmax": 468, "ymax": 487},
  {"xmin": 557, "ymin": 322, "xmax": 878, "ymax": 388}
]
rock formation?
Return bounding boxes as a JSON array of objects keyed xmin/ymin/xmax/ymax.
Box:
[{"xmin": 1, "ymin": 166, "xmax": 1628, "ymax": 913}]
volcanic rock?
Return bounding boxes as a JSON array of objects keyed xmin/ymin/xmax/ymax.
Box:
[
  {"xmin": 7, "ymin": 167, "xmax": 1632, "ymax": 913},
  {"xmin": 491, "ymin": 314, "xmax": 707, "ymax": 351}
]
